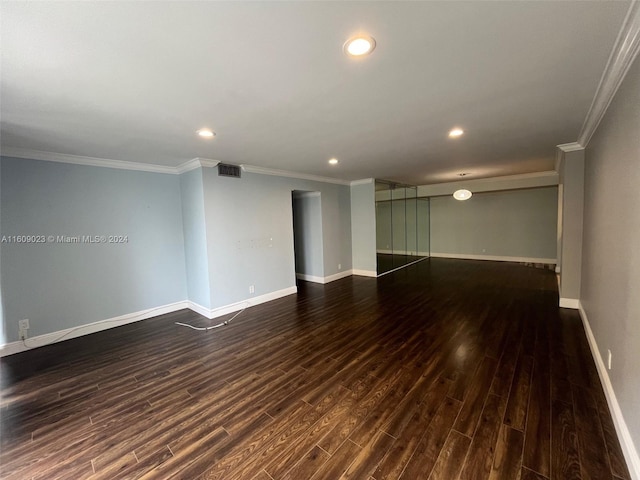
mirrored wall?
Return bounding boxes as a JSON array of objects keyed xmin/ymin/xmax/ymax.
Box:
[{"xmin": 375, "ymin": 180, "xmax": 430, "ymax": 275}]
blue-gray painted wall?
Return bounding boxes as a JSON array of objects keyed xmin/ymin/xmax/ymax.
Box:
[
  {"xmin": 201, "ymin": 169, "xmax": 352, "ymax": 309},
  {"xmin": 179, "ymin": 168, "xmax": 212, "ymax": 308},
  {"xmin": 0, "ymin": 156, "xmax": 187, "ymax": 342},
  {"xmin": 350, "ymin": 181, "xmax": 376, "ymax": 272}
]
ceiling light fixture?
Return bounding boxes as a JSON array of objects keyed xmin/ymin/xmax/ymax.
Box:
[
  {"xmin": 328, "ymin": 158, "xmax": 339, "ymax": 165},
  {"xmin": 449, "ymin": 128, "xmax": 464, "ymax": 138},
  {"xmin": 453, "ymin": 189, "xmax": 472, "ymax": 201},
  {"xmin": 344, "ymin": 35, "xmax": 376, "ymax": 56},
  {"xmin": 197, "ymin": 128, "xmax": 216, "ymax": 138}
]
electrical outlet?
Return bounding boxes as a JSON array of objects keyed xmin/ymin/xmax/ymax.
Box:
[
  {"xmin": 607, "ymin": 349, "xmax": 612, "ymax": 370},
  {"xmin": 249, "ymin": 285, "xmax": 255, "ymax": 294},
  {"xmin": 19, "ymin": 319, "xmax": 29, "ymax": 330},
  {"xmin": 338, "ymin": 263, "xmax": 341, "ymax": 270},
  {"xmin": 19, "ymin": 329, "xmax": 27, "ymax": 340}
]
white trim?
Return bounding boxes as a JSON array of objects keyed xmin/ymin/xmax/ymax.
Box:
[
  {"xmin": 578, "ymin": 0, "xmax": 640, "ymax": 147},
  {"xmin": 578, "ymin": 302, "xmax": 640, "ymax": 480},
  {"xmin": 323, "ymin": 270, "xmax": 353, "ymax": 284},
  {"xmin": 429, "ymin": 252, "xmax": 556, "ymax": 265},
  {"xmin": 296, "ymin": 273, "xmax": 325, "ymax": 284},
  {"xmin": 0, "ymin": 147, "xmax": 177, "ymax": 174},
  {"xmin": 352, "ymin": 269, "xmax": 377, "ymax": 278},
  {"xmin": 296, "ymin": 270, "xmax": 353, "ymax": 284},
  {"xmin": 0, "ymin": 301, "xmax": 188, "ymax": 357},
  {"xmin": 559, "ymin": 298, "xmax": 580, "ymax": 309},
  {"xmin": 240, "ymin": 164, "xmax": 350, "ymax": 186},
  {"xmin": 557, "ymin": 142, "xmax": 584, "ymax": 153},
  {"xmin": 175, "ymin": 157, "xmax": 220, "ymax": 174},
  {"xmin": 193, "ymin": 286, "xmax": 298, "ymax": 319},
  {"xmin": 186, "ymin": 301, "xmax": 212, "ymax": 318},
  {"xmin": 350, "ymin": 178, "xmax": 374, "ymax": 186},
  {"xmin": 555, "ymin": 266, "xmax": 561, "ymax": 274}
]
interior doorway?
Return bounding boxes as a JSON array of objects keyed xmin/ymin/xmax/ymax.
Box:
[{"xmin": 291, "ymin": 191, "xmax": 324, "ymax": 283}]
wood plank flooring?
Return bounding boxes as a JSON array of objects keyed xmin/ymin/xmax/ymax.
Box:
[{"xmin": 0, "ymin": 258, "xmax": 631, "ymax": 479}]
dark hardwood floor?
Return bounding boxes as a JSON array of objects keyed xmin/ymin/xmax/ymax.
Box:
[{"xmin": 0, "ymin": 258, "xmax": 631, "ymax": 480}]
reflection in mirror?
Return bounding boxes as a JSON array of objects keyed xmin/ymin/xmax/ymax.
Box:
[{"xmin": 375, "ymin": 180, "xmax": 429, "ymax": 275}]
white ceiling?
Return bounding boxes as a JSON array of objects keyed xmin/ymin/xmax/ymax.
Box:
[{"xmin": 0, "ymin": 1, "xmax": 631, "ymax": 185}]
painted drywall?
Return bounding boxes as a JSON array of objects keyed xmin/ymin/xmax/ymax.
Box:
[
  {"xmin": 0, "ymin": 156, "xmax": 187, "ymax": 342},
  {"xmin": 350, "ymin": 180, "xmax": 376, "ymax": 273},
  {"xmin": 180, "ymin": 168, "xmax": 211, "ymax": 308},
  {"xmin": 201, "ymin": 168, "xmax": 352, "ymax": 308},
  {"xmin": 581, "ymin": 54, "xmax": 640, "ymax": 459},
  {"xmin": 558, "ymin": 150, "xmax": 584, "ymax": 302},
  {"xmin": 292, "ymin": 192, "xmax": 324, "ymax": 277},
  {"xmin": 430, "ymin": 187, "xmax": 557, "ymax": 261}
]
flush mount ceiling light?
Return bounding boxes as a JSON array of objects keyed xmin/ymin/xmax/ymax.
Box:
[
  {"xmin": 453, "ymin": 189, "xmax": 472, "ymax": 201},
  {"xmin": 344, "ymin": 35, "xmax": 376, "ymax": 56},
  {"xmin": 449, "ymin": 128, "xmax": 464, "ymax": 138},
  {"xmin": 328, "ymin": 158, "xmax": 339, "ymax": 165},
  {"xmin": 197, "ymin": 128, "xmax": 216, "ymax": 138}
]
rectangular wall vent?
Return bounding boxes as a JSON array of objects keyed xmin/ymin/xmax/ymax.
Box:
[{"xmin": 218, "ymin": 163, "xmax": 241, "ymax": 178}]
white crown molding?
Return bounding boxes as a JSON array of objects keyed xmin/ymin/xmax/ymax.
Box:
[
  {"xmin": 240, "ymin": 164, "xmax": 351, "ymax": 186},
  {"xmin": 578, "ymin": 0, "xmax": 640, "ymax": 147},
  {"xmin": 557, "ymin": 142, "xmax": 584, "ymax": 153},
  {"xmin": 0, "ymin": 147, "xmax": 177, "ymax": 174},
  {"xmin": 175, "ymin": 157, "xmax": 221, "ymax": 174},
  {"xmin": 350, "ymin": 178, "xmax": 374, "ymax": 186}
]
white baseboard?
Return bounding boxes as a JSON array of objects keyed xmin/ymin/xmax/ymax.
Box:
[
  {"xmin": 296, "ymin": 273, "xmax": 324, "ymax": 283},
  {"xmin": 0, "ymin": 301, "xmax": 188, "ymax": 357},
  {"xmin": 559, "ymin": 298, "xmax": 580, "ymax": 309},
  {"xmin": 0, "ymin": 286, "xmax": 300, "ymax": 356},
  {"xmin": 192, "ymin": 286, "xmax": 298, "ymax": 319},
  {"xmin": 352, "ymin": 269, "xmax": 377, "ymax": 278},
  {"xmin": 296, "ymin": 270, "xmax": 354, "ymax": 284},
  {"xmin": 430, "ymin": 252, "xmax": 556, "ymax": 264},
  {"xmin": 578, "ymin": 302, "xmax": 640, "ymax": 480},
  {"xmin": 324, "ymin": 270, "xmax": 353, "ymax": 283}
]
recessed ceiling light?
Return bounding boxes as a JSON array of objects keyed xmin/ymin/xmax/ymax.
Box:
[
  {"xmin": 328, "ymin": 158, "xmax": 339, "ymax": 165},
  {"xmin": 453, "ymin": 189, "xmax": 472, "ymax": 201},
  {"xmin": 449, "ymin": 128, "xmax": 464, "ymax": 138},
  {"xmin": 197, "ymin": 128, "xmax": 216, "ymax": 138},
  {"xmin": 344, "ymin": 36, "xmax": 376, "ymax": 57}
]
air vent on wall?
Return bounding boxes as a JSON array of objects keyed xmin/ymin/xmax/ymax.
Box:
[{"xmin": 218, "ymin": 163, "xmax": 241, "ymax": 178}]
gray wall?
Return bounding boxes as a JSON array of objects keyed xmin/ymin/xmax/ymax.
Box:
[
  {"xmin": 350, "ymin": 181, "xmax": 376, "ymax": 273},
  {"xmin": 201, "ymin": 169, "xmax": 352, "ymax": 308},
  {"xmin": 581, "ymin": 54, "xmax": 640, "ymax": 451},
  {"xmin": 292, "ymin": 193, "xmax": 324, "ymax": 277},
  {"xmin": 180, "ymin": 168, "xmax": 211, "ymax": 308},
  {"xmin": 558, "ymin": 150, "xmax": 585, "ymax": 301},
  {"xmin": 430, "ymin": 187, "xmax": 558, "ymax": 261},
  {"xmin": 0, "ymin": 157, "xmax": 187, "ymax": 342}
]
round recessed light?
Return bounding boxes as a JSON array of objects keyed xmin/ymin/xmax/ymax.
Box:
[
  {"xmin": 449, "ymin": 128, "xmax": 464, "ymax": 138},
  {"xmin": 344, "ymin": 35, "xmax": 376, "ymax": 57},
  {"xmin": 197, "ymin": 128, "xmax": 216, "ymax": 138},
  {"xmin": 328, "ymin": 158, "xmax": 339, "ymax": 165},
  {"xmin": 453, "ymin": 189, "xmax": 472, "ymax": 201}
]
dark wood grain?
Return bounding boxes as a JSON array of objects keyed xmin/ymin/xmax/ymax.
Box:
[{"xmin": 0, "ymin": 258, "xmax": 630, "ymax": 480}]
